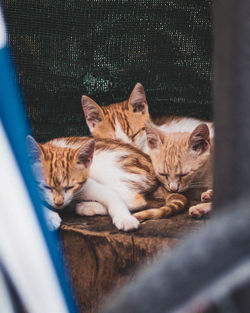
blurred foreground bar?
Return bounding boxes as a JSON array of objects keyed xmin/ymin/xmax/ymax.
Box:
[{"xmin": 213, "ymin": 0, "xmax": 250, "ymax": 209}]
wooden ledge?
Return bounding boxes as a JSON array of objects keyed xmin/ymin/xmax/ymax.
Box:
[{"xmin": 60, "ymin": 213, "xmax": 207, "ymax": 313}]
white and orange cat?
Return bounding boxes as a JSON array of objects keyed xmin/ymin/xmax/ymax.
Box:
[
  {"xmin": 27, "ymin": 136, "xmax": 187, "ymax": 231},
  {"xmin": 81, "ymin": 82, "xmax": 214, "ymax": 154},
  {"xmin": 142, "ymin": 122, "xmax": 213, "ymax": 218},
  {"xmin": 81, "ymin": 83, "xmax": 213, "ymax": 218}
]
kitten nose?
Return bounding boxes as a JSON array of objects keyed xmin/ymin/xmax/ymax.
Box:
[
  {"xmin": 169, "ymin": 183, "xmax": 178, "ymax": 192},
  {"xmin": 169, "ymin": 187, "xmax": 178, "ymax": 192},
  {"xmin": 54, "ymin": 197, "xmax": 64, "ymax": 207}
]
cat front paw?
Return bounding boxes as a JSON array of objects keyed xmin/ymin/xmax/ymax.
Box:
[
  {"xmin": 76, "ymin": 201, "xmax": 107, "ymax": 216},
  {"xmin": 201, "ymin": 189, "xmax": 213, "ymax": 202},
  {"xmin": 189, "ymin": 203, "xmax": 211, "ymax": 218},
  {"xmin": 43, "ymin": 207, "xmax": 62, "ymax": 231},
  {"xmin": 112, "ymin": 214, "xmax": 140, "ymax": 231}
]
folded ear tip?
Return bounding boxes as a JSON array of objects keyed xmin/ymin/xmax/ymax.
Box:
[
  {"xmin": 26, "ymin": 134, "xmax": 32, "ymax": 141},
  {"xmin": 135, "ymin": 82, "xmax": 143, "ymax": 88},
  {"xmin": 26, "ymin": 135, "xmax": 36, "ymax": 145},
  {"xmin": 77, "ymin": 139, "xmax": 95, "ymax": 167},
  {"xmin": 82, "ymin": 139, "xmax": 95, "ymax": 152},
  {"xmin": 88, "ymin": 139, "xmax": 95, "ymax": 148},
  {"xmin": 201, "ymin": 123, "xmax": 209, "ymax": 130},
  {"xmin": 81, "ymin": 96, "xmax": 100, "ymax": 114},
  {"xmin": 199, "ymin": 123, "xmax": 209, "ymax": 130},
  {"xmin": 81, "ymin": 95, "xmax": 89, "ymax": 104},
  {"xmin": 134, "ymin": 82, "xmax": 145, "ymax": 92},
  {"xmin": 193, "ymin": 123, "xmax": 210, "ymax": 137}
]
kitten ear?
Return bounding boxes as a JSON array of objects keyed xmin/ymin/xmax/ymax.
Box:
[
  {"xmin": 128, "ymin": 83, "xmax": 148, "ymax": 114},
  {"xmin": 145, "ymin": 122, "xmax": 162, "ymax": 150},
  {"xmin": 26, "ymin": 135, "xmax": 42, "ymax": 163},
  {"xmin": 81, "ymin": 96, "xmax": 104, "ymax": 132},
  {"xmin": 77, "ymin": 139, "xmax": 95, "ymax": 168},
  {"xmin": 189, "ymin": 123, "xmax": 210, "ymax": 154}
]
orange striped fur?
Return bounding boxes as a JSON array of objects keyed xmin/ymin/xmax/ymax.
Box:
[
  {"xmin": 81, "ymin": 83, "xmax": 213, "ymax": 156},
  {"xmin": 30, "ymin": 136, "xmax": 188, "ymax": 223},
  {"xmin": 29, "ymin": 137, "xmax": 94, "ymax": 208},
  {"xmin": 134, "ymin": 187, "xmax": 187, "ymax": 221},
  {"xmin": 81, "ymin": 83, "xmax": 150, "ymax": 143},
  {"xmin": 144, "ymin": 123, "xmax": 213, "ymax": 218},
  {"xmin": 80, "ymin": 84, "xmax": 214, "ymax": 221}
]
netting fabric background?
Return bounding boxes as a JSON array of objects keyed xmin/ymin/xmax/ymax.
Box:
[{"xmin": 2, "ymin": 0, "xmax": 212, "ymax": 142}]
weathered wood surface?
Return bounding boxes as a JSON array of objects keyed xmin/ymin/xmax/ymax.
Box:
[{"xmin": 60, "ymin": 213, "xmax": 208, "ymax": 313}]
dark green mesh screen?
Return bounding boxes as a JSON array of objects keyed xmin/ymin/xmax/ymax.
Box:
[{"xmin": 2, "ymin": 0, "xmax": 212, "ymax": 142}]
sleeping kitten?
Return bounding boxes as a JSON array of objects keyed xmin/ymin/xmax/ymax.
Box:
[
  {"xmin": 27, "ymin": 136, "xmax": 187, "ymax": 230},
  {"xmin": 140, "ymin": 122, "xmax": 213, "ymax": 218},
  {"xmin": 81, "ymin": 83, "xmax": 150, "ymax": 150},
  {"xmin": 81, "ymin": 82, "xmax": 213, "ymax": 154}
]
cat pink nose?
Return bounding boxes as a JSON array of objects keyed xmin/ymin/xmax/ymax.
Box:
[
  {"xmin": 169, "ymin": 183, "xmax": 178, "ymax": 192},
  {"xmin": 54, "ymin": 198, "xmax": 64, "ymax": 207},
  {"xmin": 170, "ymin": 187, "xmax": 178, "ymax": 192}
]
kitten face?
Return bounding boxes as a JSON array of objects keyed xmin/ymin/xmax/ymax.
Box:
[
  {"xmin": 27, "ymin": 136, "xmax": 95, "ymax": 209},
  {"xmin": 145, "ymin": 123, "xmax": 211, "ymax": 193},
  {"xmin": 81, "ymin": 82, "xmax": 150, "ymax": 144}
]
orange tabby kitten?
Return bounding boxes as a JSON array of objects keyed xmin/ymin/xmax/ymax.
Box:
[
  {"xmin": 81, "ymin": 83, "xmax": 150, "ymax": 148},
  {"xmin": 27, "ymin": 136, "xmax": 187, "ymax": 230},
  {"xmin": 81, "ymin": 83, "xmax": 213, "ymax": 219},
  {"xmin": 81, "ymin": 83, "xmax": 213, "ymax": 154},
  {"xmin": 141, "ymin": 122, "xmax": 213, "ymax": 218}
]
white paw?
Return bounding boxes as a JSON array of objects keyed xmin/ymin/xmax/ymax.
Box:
[
  {"xmin": 201, "ymin": 189, "xmax": 213, "ymax": 202},
  {"xmin": 112, "ymin": 214, "xmax": 140, "ymax": 231},
  {"xmin": 189, "ymin": 203, "xmax": 212, "ymax": 218},
  {"xmin": 43, "ymin": 207, "xmax": 62, "ymax": 231},
  {"xmin": 47, "ymin": 214, "xmax": 62, "ymax": 231},
  {"xmin": 76, "ymin": 201, "xmax": 107, "ymax": 216}
]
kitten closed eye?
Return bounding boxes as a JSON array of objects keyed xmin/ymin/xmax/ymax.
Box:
[
  {"xmin": 177, "ymin": 173, "xmax": 188, "ymax": 178},
  {"xmin": 43, "ymin": 185, "xmax": 53, "ymax": 190},
  {"xmin": 159, "ymin": 173, "xmax": 169, "ymax": 178},
  {"xmin": 64, "ymin": 186, "xmax": 74, "ymax": 191}
]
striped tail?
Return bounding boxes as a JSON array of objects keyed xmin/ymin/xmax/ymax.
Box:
[{"xmin": 133, "ymin": 193, "xmax": 188, "ymax": 221}]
